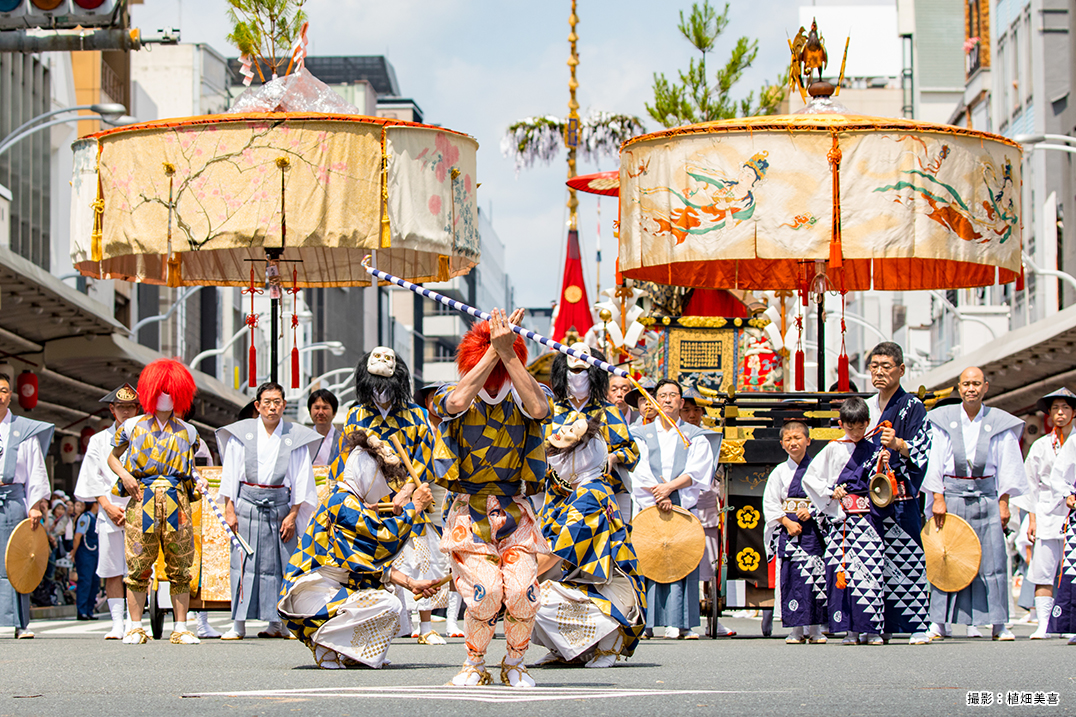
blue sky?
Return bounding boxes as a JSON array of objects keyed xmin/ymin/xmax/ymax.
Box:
[{"xmin": 131, "ymin": 0, "xmax": 885, "ymax": 307}]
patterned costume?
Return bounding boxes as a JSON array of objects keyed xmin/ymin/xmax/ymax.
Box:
[
  {"xmin": 763, "ymin": 455, "xmax": 827, "ymax": 630},
  {"xmin": 434, "ymin": 383, "xmax": 553, "ymax": 664},
  {"xmin": 216, "ymin": 417, "xmax": 320, "ymax": 625},
  {"xmin": 330, "ymin": 401, "xmax": 448, "ymax": 627},
  {"xmin": 803, "ymin": 438, "xmax": 887, "ymax": 638},
  {"xmin": 867, "ymin": 388, "xmax": 932, "ymax": 636},
  {"xmin": 923, "ymin": 405, "xmax": 1028, "ymax": 628},
  {"xmin": 113, "ymin": 414, "xmax": 201, "ymax": 594},
  {"xmin": 1046, "ymin": 430, "xmax": 1076, "ymax": 635},
  {"xmin": 0, "ymin": 412, "xmax": 53, "ymax": 632},
  {"xmin": 533, "ymin": 419, "xmax": 645, "ymax": 665},
  {"xmin": 546, "ymin": 397, "xmax": 638, "ymax": 512},
  {"xmin": 278, "ymin": 447, "xmax": 423, "ymax": 669}
]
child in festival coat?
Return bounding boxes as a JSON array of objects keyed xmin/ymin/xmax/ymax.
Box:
[
  {"xmin": 802, "ymin": 397, "xmax": 888, "ymax": 645},
  {"xmin": 763, "ymin": 420, "xmax": 826, "ymax": 644}
]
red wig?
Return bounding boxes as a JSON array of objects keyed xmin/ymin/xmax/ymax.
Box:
[
  {"xmin": 138, "ymin": 358, "xmax": 197, "ymax": 416},
  {"xmin": 456, "ymin": 320, "xmax": 528, "ymax": 394}
]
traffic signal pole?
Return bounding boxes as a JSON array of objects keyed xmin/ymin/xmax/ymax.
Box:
[{"xmin": 0, "ymin": 27, "xmax": 178, "ymax": 53}]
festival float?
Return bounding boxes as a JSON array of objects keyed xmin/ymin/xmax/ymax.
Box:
[
  {"xmin": 572, "ymin": 24, "xmax": 1021, "ymax": 631},
  {"xmin": 68, "ymin": 25, "xmax": 481, "ymax": 637}
]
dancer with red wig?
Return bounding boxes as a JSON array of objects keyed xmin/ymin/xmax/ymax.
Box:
[
  {"xmin": 107, "ymin": 358, "xmax": 204, "ymax": 645},
  {"xmin": 433, "ymin": 308, "xmax": 553, "ymax": 687}
]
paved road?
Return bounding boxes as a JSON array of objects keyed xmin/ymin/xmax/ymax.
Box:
[{"xmin": 0, "ymin": 615, "xmax": 1072, "ymax": 716}]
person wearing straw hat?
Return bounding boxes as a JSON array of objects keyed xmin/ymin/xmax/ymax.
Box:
[
  {"xmin": 329, "ymin": 348, "xmax": 448, "ymax": 645},
  {"xmin": 547, "ymin": 343, "xmax": 638, "ymax": 522},
  {"xmin": 863, "ymin": 342, "xmax": 933, "ymax": 646},
  {"xmin": 433, "ymin": 308, "xmax": 553, "ymax": 688},
  {"xmin": 628, "ymin": 379, "xmax": 714, "ymax": 640},
  {"xmin": 277, "ymin": 429, "xmax": 439, "ymax": 668},
  {"xmin": 802, "ymin": 397, "xmax": 887, "ymax": 645},
  {"xmin": 215, "ymin": 381, "xmax": 320, "ymax": 641},
  {"xmin": 923, "ymin": 367, "xmax": 1029, "ymax": 641},
  {"xmin": 0, "ymin": 371, "xmax": 53, "ymax": 639},
  {"xmin": 106, "ymin": 358, "xmax": 204, "ymax": 645},
  {"xmin": 625, "ymin": 379, "xmax": 658, "ymax": 429},
  {"xmin": 1020, "ymin": 387, "xmax": 1076, "ymax": 639},
  {"xmin": 73, "ymin": 383, "xmax": 141, "ymax": 640},
  {"xmin": 531, "ymin": 413, "xmax": 645, "ymax": 668}
]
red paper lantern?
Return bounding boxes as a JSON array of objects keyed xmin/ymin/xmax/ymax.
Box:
[
  {"xmin": 80, "ymin": 426, "xmax": 96, "ymax": 453},
  {"xmin": 17, "ymin": 370, "xmax": 37, "ymax": 410}
]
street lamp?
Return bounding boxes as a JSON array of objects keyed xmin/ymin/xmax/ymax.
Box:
[
  {"xmin": 1013, "ymin": 133, "xmax": 1076, "ymax": 156},
  {"xmin": 0, "ymin": 104, "xmax": 137, "ymax": 157}
]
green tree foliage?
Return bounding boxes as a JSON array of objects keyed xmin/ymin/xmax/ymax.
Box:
[
  {"xmin": 646, "ymin": 1, "xmax": 783, "ymax": 128},
  {"xmin": 226, "ymin": 0, "xmax": 308, "ymax": 80}
]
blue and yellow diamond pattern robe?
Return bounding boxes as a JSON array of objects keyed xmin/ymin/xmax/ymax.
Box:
[
  {"xmin": 112, "ymin": 414, "xmax": 200, "ymax": 594},
  {"xmin": 328, "ymin": 402, "xmax": 438, "ymax": 537},
  {"xmin": 432, "ymin": 384, "xmax": 553, "ymax": 545},
  {"xmin": 535, "ymin": 477, "xmax": 647, "ymax": 659},
  {"xmin": 276, "ymin": 484, "xmax": 422, "ymax": 668},
  {"xmin": 548, "ymin": 397, "xmax": 638, "ymax": 494}
]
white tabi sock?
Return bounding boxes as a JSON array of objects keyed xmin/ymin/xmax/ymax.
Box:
[
  {"xmin": 131, "ymin": 619, "xmax": 143, "ymax": 630},
  {"xmin": 420, "ymin": 620, "xmax": 433, "ymax": 634},
  {"xmin": 446, "ymin": 592, "xmax": 461, "ymax": 633},
  {"xmin": 108, "ymin": 599, "xmax": 124, "ymax": 625},
  {"xmin": 503, "ymin": 654, "xmax": 536, "ymax": 687},
  {"xmin": 1032, "ymin": 597, "xmax": 1055, "ymax": 638},
  {"xmin": 174, "ymin": 621, "xmax": 188, "ymax": 634},
  {"xmin": 585, "ymin": 631, "xmax": 621, "ymax": 668},
  {"xmin": 231, "ymin": 620, "xmax": 246, "ymax": 637},
  {"xmin": 808, "ymin": 624, "xmax": 823, "ymax": 638},
  {"xmin": 789, "ymin": 626, "xmax": 804, "ymax": 640}
]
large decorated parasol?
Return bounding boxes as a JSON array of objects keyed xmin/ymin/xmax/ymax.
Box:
[
  {"xmin": 617, "ymin": 111, "xmax": 1020, "ymax": 292},
  {"xmin": 69, "ymin": 49, "xmax": 480, "ymax": 388},
  {"xmin": 70, "ymin": 101, "xmax": 480, "ymax": 288},
  {"xmin": 601, "ymin": 28, "xmax": 1022, "ymax": 390}
]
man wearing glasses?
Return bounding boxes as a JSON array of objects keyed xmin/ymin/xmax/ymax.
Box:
[
  {"xmin": 0, "ymin": 372, "xmax": 53, "ymax": 639},
  {"xmin": 863, "ymin": 342, "xmax": 934, "ymax": 645},
  {"xmin": 629, "ymin": 379, "xmax": 714, "ymax": 640},
  {"xmin": 216, "ymin": 381, "xmax": 320, "ymax": 640}
]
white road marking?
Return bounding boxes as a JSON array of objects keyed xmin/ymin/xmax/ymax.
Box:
[{"xmin": 187, "ymin": 686, "xmax": 751, "ymax": 704}]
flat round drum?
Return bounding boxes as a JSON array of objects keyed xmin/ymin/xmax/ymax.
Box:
[
  {"xmin": 631, "ymin": 505, "xmax": 706, "ymax": 584},
  {"xmin": 920, "ymin": 513, "xmax": 982, "ymax": 593},
  {"xmin": 5, "ymin": 519, "xmax": 49, "ymax": 594}
]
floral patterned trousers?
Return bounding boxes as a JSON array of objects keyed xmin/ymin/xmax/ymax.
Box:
[{"xmin": 442, "ymin": 495, "xmax": 549, "ymax": 660}]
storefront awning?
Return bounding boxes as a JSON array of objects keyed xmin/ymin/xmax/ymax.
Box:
[{"xmin": 44, "ymin": 333, "xmax": 248, "ymax": 439}]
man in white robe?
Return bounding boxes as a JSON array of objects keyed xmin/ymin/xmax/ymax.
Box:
[
  {"xmin": 629, "ymin": 379, "xmax": 713, "ymax": 639},
  {"xmin": 924, "ymin": 367, "xmax": 1028, "ymax": 641},
  {"xmin": 0, "ymin": 372, "xmax": 52, "ymax": 639},
  {"xmin": 307, "ymin": 389, "xmax": 338, "ymax": 466},
  {"xmin": 1019, "ymin": 388, "xmax": 1076, "ymax": 639},
  {"xmin": 217, "ymin": 382, "xmax": 320, "ymax": 640},
  {"xmin": 74, "ymin": 384, "xmax": 140, "ymax": 640}
]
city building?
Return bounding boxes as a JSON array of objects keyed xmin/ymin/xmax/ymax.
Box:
[
  {"xmin": 912, "ymin": 0, "xmax": 1076, "ymax": 420},
  {"xmin": 0, "ymin": 44, "xmax": 247, "ymax": 492}
]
